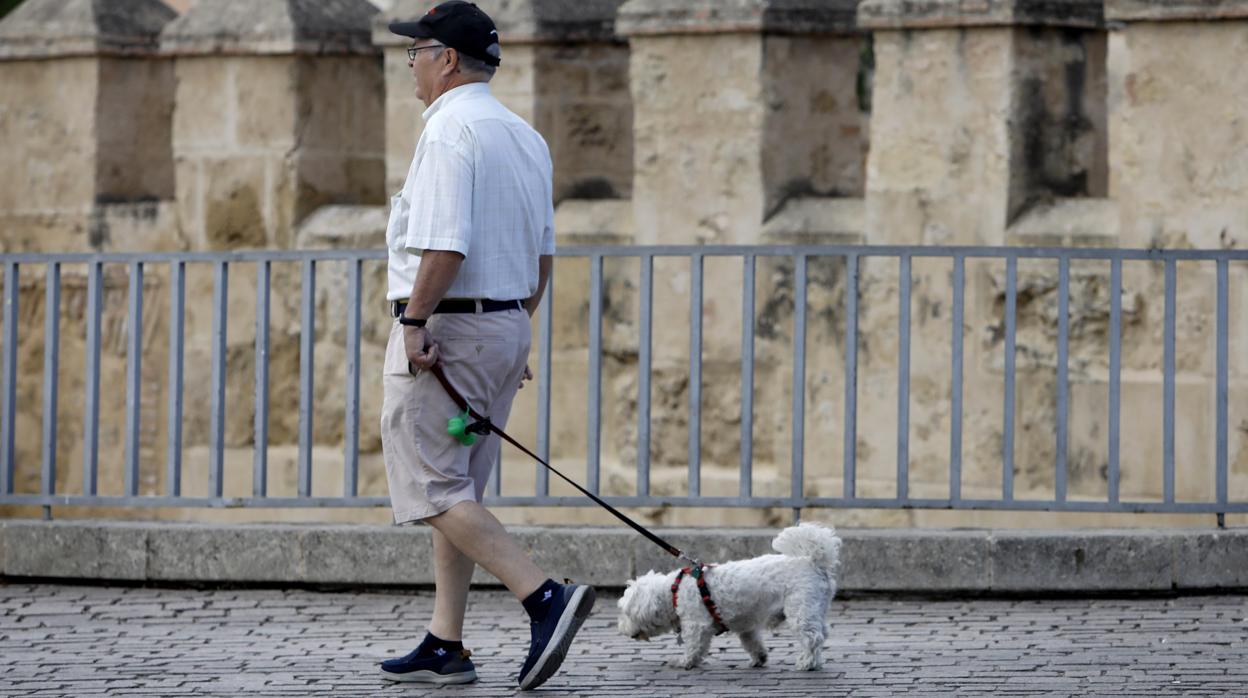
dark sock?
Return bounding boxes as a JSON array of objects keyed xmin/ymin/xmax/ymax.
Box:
[
  {"xmin": 522, "ymin": 579, "xmax": 562, "ymax": 622},
  {"xmin": 416, "ymin": 631, "xmax": 463, "ymax": 658}
]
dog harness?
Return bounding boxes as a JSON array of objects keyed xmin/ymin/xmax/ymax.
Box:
[{"xmin": 671, "ymin": 563, "xmax": 729, "ymax": 635}]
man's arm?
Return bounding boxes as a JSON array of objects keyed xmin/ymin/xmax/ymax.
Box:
[
  {"xmin": 523, "ymin": 255, "xmax": 553, "ymax": 317},
  {"xmin": 404, "ymin": 250, "xmax": 464, "ymax": 320},
  {"xmin": 404, "ymin": 250, "xmax": 464, "ymax": 370}
]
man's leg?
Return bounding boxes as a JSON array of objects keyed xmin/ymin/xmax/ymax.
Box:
[
  {"xmin": 425, "ymin": 500, "xmax": 546, "ymax": 600},
  {"xmin": 426, "ymin": 499, "xmax": 595, "ymax": 690},
  {"xmin": 427, "ymin": 528, "xmax": 476, "ymax": 641}
]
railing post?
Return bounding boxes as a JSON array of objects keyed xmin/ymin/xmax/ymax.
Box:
[
  {"xmin": 537, "ymin": 273, "xmax": 553, "ymax": 497},
  {"xmin": 950, "ymin": 255, "xmax": 965, "ymax": 503},
  {"xmin": 588, "ymin": 255, "xmax": 603, "ymax": 495},
  {"xmin": 42, "ymin": 263, "xmax": 60, "ymax": 499},
  {"xmin": 254, "ymin": 261, "xmax": 270, "ymax": 498},
  {"xmin": 897, "ymin": 254, "xmax": 911, "ymax": 501},
  {"xmin": 167, "ymin": 261, "xmax": 185, "ymax": 497},
  {"xmin": 344, "ymin": 258, "xmax": 362, "ymax": 499},
  {"xmin": 1056, "ymin": 257, "xmax": 1070, "ymax": 503},
  {"xmin": 83, "ymin": 262, "xmax": 103, "ymax": 497},
  {"xmin": 124, "ymin": 262, "xmax": 144, "ymax": 497},
  {"xmin": 298, "ymin": 259, "xmax": 316, "ymax": 498},
  {"xmin": 1, "ymin": 262, "xmax": 18, "ymax": 495},
  {"xmin": 843, "ymin": 254, "xmax": 858, "ymax": 501},
  {"xmin": 209, "ymin": 261, "xmax": 228, "ymax": 499},
  {"xmin": 740, "ymin": 255, "xmax": 755, "ymax": 501},
  {"xmin": 689, "ymin": 253, "xmax": 704, "ymax": 497},
  {"xmin": 1003, "ymin": 256, "xmax": 1017, "ymax": 502},
  {"xmin": 636, "ymin": 256, "xmax": 652, "ymax": 498},
  {"xmin": 791, "ymin": 255, "xmax": 807, "ymax": 507}
]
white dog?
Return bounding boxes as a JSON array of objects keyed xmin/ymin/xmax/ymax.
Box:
[{"xmin": 617, "ymin": 523, "xmax": 841, "ymax": 671}]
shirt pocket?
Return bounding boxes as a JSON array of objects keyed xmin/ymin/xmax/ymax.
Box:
[{"xmin": 386, "ymin": 190, "xmax": 409, "ymax": 255}]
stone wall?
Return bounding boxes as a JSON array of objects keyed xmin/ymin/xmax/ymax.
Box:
[{"xmin": 0, "ymin": 0, "xmax": 1245, "ymax": 529}]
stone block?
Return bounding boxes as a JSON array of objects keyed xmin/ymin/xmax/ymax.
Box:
[
  {"xmin": 841, "ymin": 530, "xmax": 991, "ymax": 592},
  {"xmin": 990, "ymin": 530, "xmax": 1173, "ymax": 592},
  {"xmin": 161, "ymin": 0, "xmax": 379, "ymax": 56},
  {"xmin": 3, "ymin": 521, "xmax": 147, "ymax": 581},
  {"xmin": 296, "ymin": 153, "xmax": 386, "ymax": 222},
  {"xmin": 858, "ymin": 0, "xmax": 1104, "ymax": 29},
  {"xmin": 1106, "ymin": 0, "xmax": 1248, "ymax": 22},
  {"xmin": 171, "ymin": 58, "xmax": 232, "ymax": 149},
  {"xmin": 198, "ymin": 156, "xmax": 270, "ymax": 249},
  {"xmin": 1107, "ymin": 21, "xmax": 1248, "ymax": 250},
  {"xmin": 864, "ymin": 26, "xmax": 1014, "ymax": 244},
  {"xmin": 619, "ymin": 0, "xmax": 859, "ymax": 36},
  {"xmin": 295, "ymin": 55, "xmax": 385, "ymax": 154},
  {"xmin": 0, "ymin": 0, "xmax": 175, "ymax": 59},
  {"xmin": 96, "ymin": 57, "xmax": 176, "ymax": 202},
  {"xmin": 513, "ymin": 526, "xmax": 634, "ymax": 585},
  {"xmin": 302, "ymin": 524, "xmax": 433, "ymax": 585},
  {"xmin": 1172, "ymin": 529, "xmax": 1248, "ymax": 589},
  {"xmin": 147, "ymin": 523, "xmax": 304, "ymax": 582},
  {"xmin": 0, "ymin": 59, "xmax": 99, "ymax": 213},
  {"xmin": 233, "ymin": 57, "xmax": 298, "ymax": 149}
]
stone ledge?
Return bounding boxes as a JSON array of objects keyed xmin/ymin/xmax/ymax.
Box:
[
  {"xmin": 1106, "ymin": 0, "xmax": 1248, "ymax": 22},
  {"xmin": 374, "ymin": 0, "xmax": 629, "ymax": 48},
  {"xmin": 1005, "ymin": 197, "xmax": 1119, "ymax": 247},
  {"xmin": 3, "ymin": 520, "xmax": 1246, "ymax": 594},
  {"xmin": 858, "ymin": 0, "xmax": 1105, "ymax": 30},
  {"xmin": 762, "ymin": 196, "xmax": 865, "ymax": 242},
  {"xmin": 160, "ymin": 0, "xmax": 379, "ymax": 57},
  {"xmin": 617, "ymin": 0, "xmax": 860, "ymax": 37},
  {"xmin": 0, "ymin": 0, "xmax": 176, "ymax": 59}
]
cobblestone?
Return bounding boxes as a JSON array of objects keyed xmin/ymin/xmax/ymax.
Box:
[{"xmin": 1, "ymin": 583, "xmax": 1246, "ymax": 696}]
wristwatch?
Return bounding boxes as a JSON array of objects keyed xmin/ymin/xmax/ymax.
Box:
[{"xmin": 398, "ymin": 316, "xmax": 427, "ymax": 328}]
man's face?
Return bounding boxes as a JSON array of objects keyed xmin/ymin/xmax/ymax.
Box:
[{"xmin": 408, "ymin": 40, "xmax": 445, "ymax": 105}]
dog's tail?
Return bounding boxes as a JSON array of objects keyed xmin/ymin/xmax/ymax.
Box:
[{"xmin": 771, "ymin": 522, "xmax": 841, "ymax": 574}]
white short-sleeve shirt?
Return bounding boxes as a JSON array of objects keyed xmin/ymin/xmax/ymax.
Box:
[{"xmin": 386, "ymin": 82, "xmax": 556, "ymax": 302}]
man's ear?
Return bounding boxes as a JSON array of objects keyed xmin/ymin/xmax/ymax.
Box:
[{"xmin": 441, "ymin": 47, "xmax": 459, "ymax": 76}]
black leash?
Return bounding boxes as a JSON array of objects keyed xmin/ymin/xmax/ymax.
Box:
[{"xmin": 426, "ymin": 363, "xmax": 701, "ymax": 566}]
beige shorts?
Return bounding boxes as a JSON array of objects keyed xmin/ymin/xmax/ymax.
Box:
[{"xmin": 380, "ymin": 307, "xmax": 531, "ymax": 524}]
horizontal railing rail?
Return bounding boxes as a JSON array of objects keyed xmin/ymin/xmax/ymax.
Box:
[{"xmin": 0, "ymin": 245, "xmax": 1243, "ymax": 520}]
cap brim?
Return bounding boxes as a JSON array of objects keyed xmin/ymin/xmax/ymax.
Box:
[{"xmin": 388, "ymin": 20, "xmax": 435, "ymax": 38}]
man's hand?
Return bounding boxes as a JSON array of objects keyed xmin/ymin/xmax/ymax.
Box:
[
  {"xmin": 519, "ymin": 364, "xmax": 533, "ymax": 389},
  {"xmin": 405, "ymin": 326, "xmax": 439, "ymax": 370}
]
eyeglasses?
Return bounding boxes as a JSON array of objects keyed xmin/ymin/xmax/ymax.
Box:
[{"xmin": 407, "ymin": 45, "xmax": 442, "ymax": 61}]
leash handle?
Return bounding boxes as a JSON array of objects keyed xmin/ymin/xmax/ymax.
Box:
[{"xmin": 427, "ymin": 363, "xmax": 689, "ymax": 562}]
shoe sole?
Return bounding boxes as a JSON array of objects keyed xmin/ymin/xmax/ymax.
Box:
[
  {"xmin": 518, "ymin": 585, "xmax": 596, "ymax": 690},
  {"xmin": 379, "ymin": 667, "xmax": 478, "ymax": 684}
]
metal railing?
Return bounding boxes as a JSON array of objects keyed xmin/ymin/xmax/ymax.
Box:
[{"xmin": 0, "ymin": 245, "xmax": 1244, "ymax": 519}]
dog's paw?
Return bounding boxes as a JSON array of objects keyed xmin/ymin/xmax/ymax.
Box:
[
  {"xmin": 669, "ymin": 657, "xmax": 702, "ymax": 670},
  {"xmin": 748, "ymin": 653, "xmax": 768, "ymax": 668},
  {"xmin": 795, "ymin": 657, "xmax": 821, "ymax": 671}
]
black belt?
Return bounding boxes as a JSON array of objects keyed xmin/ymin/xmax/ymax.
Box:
[{"xmin": 391, "ymin": 299, "xmax": 522, "ymax": 318}]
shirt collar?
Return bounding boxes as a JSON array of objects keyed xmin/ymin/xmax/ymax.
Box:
[{"xmin": 422, "ymin": 82, "xmax": 491, "ymax": 122}]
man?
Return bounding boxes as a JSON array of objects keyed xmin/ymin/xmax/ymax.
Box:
[{"xmin": 378, "ymin": 1, "xmax": 594, "ymax": 690}]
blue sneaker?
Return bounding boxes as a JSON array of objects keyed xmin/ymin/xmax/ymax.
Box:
[
  {"xmin": 379, "ymin": 646, "xmax": 478, "ymax": 684},
  {"xmin": 517, "ymin": 583, "xmax": 596, "ymax": 690}
]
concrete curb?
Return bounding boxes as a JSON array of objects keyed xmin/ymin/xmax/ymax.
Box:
[{"xmin": 2, "ymin": 520, "xmax": 1246, "ymax": 593}]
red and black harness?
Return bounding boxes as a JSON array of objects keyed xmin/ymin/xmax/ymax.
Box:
[{"xmin": 671, "ymin": 563, "xmax": 729, "ymax": 635}]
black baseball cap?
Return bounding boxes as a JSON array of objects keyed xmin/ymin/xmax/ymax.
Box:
[{"xmin": 389, "ymin": 1, "xmax": 501, "ymax": 67}]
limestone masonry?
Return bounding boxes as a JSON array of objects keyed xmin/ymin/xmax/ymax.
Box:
[{"xmin": 0, "ymin": 0, "xmax": 1245, "ymax": 529}]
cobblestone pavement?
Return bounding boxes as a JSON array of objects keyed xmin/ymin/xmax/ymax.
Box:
[{"xmin": 1, "ymin": 583, "xmax": 1247, "ymax": 697}]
